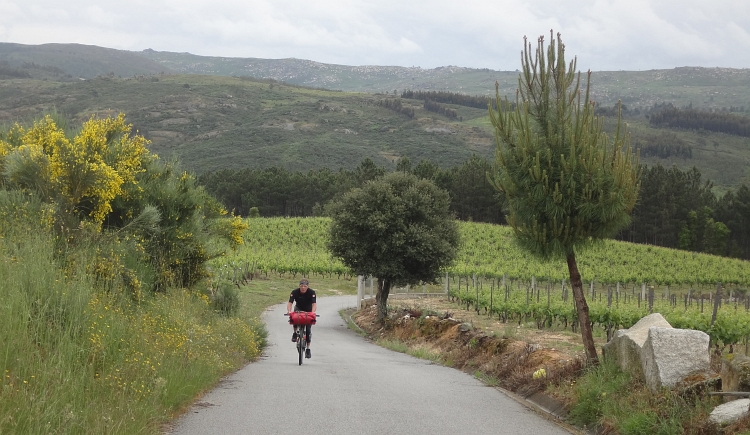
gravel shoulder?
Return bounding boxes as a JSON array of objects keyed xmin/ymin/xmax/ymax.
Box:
[{"xmin": 351, "ymin": 295, "xmax": 609, "ymax": 414}]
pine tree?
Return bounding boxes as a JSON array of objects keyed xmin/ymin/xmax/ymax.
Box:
[{"xmin": 488, "ymin": 32, "xmax": 640, "ymax": 364}]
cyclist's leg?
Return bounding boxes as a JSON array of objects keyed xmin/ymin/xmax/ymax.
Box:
[{"xmin": 305, "ymin": 324, "xmax": 312, "ymax": 358}]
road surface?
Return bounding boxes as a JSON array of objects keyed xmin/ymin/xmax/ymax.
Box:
[{"xmin": 167, "ymin": 295, "xmax": 574, "ymax": 435}]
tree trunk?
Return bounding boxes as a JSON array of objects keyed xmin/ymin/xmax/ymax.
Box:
[
  {"xmin": 567, "ymin": 252, "xmax": 599, "ymax": 365},
  {"xmin": 376, "ymin": 278, "xmax": 391, "ymax": 322}
]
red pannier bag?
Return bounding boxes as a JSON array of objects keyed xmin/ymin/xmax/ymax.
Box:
[{"xmin": 289, "ymin": 311, "xmax": 317, "ymax": 325}]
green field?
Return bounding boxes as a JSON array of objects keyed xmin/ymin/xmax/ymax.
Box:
[
  {"xmin": 222, "ymin": 217, "xmax": 750, "ymax": 287},
  {"xmin": 219, "ymin": 216, "xmax": 750, "ymax": 349}
]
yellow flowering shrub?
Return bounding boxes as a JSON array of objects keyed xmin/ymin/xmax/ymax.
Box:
[
  {"xmin": 5, "ymin": 114, "xmax": 153, "ymax": 226},
  {"xmin": 0, "ymin": 139, "xmax": 11, "ymax": 179},
  {"xmin": 51, "ymin": 114, "xmax": 151, "ymax": 223},
  {"xmin": 228, "ymin": 214, "xmax": 249, "ymax": 247}
]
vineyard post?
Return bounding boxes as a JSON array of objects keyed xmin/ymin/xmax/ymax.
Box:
[
  {"xmin": 504, "ymin": 279, "xmax": 510, "ymax": 322},
  {"xmin": 465, "ymin": 275, "xmax": 469, "ymax": 308},
  {"xmin": 466, "ymin": 276, "xmax": 470, "ymax": 310},
  {"xmin": 474, "ymin": 273, "xmax": 479, "ymax": 314},
  {"xmin": 711, "ymin": 282, "xmax": 722, "ymax": 327},
  {"xmin": 547, "ymin": 284, "xmax": 551, "ymax": 309},
  {"xmin": 490, "ymin": 279, "xmax": 494, "ymax": 317},
  {"xmin": 561, "ymin": 278, "xmax": 566, "ymax": 302},
  {"xmin": 474, "ymin": 274, "xmax": 478, "ymax": 313},
  {"xmin": 616, "ymin": 282, "xmax": 620, "ymax": 306},
  {"xmin": 503, "ymin": 275, "xmax": 510, "ymax": 302},
  {"xmin": 641, "ymin": 283, "xmax": 646, "ymax": 301},
  {"xmin": 357, "ymin": 275, "xmax": 364, "ymax": 309},
  {"xmin": 445, "ymin": 272, "xmax": 449, "ymax": 295},
  {"xmin": 590, "ymin": 281, "xmax": 595, "ymax": 299},
  {"xmin": 648, "ymin": 287, "xmax": 654, "ymax": 313},
  {"xmin": 607, "ymin": 286, "xmax": 612, "ymax": 308},
  {"xmin": 526, "ymin": 282, "xmax": 530, "ymax": 306}
]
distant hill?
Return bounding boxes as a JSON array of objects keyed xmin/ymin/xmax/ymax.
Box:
[
  {"xmin": 3, "ymin": 42, "xmax": 749, "ymax": 110},
  {"xmin": 0, "ymin": 73, "xmax": 496, "ymax": 174},
  {"xmin": 0, "ymin": 42, "xmax": 749, "ymax": 189},
  {"xmin": 0, "ymin": 43, "xmax": 171, "ymax": 80},
  {"xmin": 136, "ymin": 49, "xmax": 750, "ymax": 113}
]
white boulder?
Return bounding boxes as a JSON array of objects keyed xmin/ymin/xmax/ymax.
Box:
[
  {"xmin": 601, "ymin": 313, "xmax": 711, "ymax": 392},
  {"xmin": 709, "ymin": 399, "xmax": 750, "ymax": 426},
  {"xmin": 641, "ymin": 327, "xmax": 710, "ymax": 391},
  {"xmin": 602, "ymin": 313, "xmax": 672, "ymax": 378}
]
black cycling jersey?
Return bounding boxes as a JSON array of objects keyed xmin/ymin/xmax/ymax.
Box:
[{"xmin": 289, "ymin": 288, "xmax": 316, "ymax": 312}]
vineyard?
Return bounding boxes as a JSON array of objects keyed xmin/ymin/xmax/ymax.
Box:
[{"xmin": 220, "ymin": 217, "xmax": 750, "ymax": 350}]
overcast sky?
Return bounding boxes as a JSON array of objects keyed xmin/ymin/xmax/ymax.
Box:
[{"xmin": 1, "ymin": 0, "xmax": 749, "ymax": 71}]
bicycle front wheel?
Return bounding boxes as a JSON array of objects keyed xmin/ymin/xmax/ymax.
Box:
[{"xmin": 297, "ymin": 329, "xmax": 304, "ymax": 365}]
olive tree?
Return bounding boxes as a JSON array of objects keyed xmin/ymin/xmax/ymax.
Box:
[
  {"xmin": 488, "ymin": 32, "xmax": 640, "ymax": 364},
  {"xmin": 327, "ymin": 172, "xmax": 460, "ymax": 321}
]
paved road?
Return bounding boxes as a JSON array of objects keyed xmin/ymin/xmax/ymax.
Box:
[{"xmin": 167, "ymin": 295, "xmax": 574, "ymax": 435}]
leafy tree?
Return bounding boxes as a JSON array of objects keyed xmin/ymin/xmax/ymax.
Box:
[
  {"xmin": 619, "ymin": 165, "xmax": 713, "ymax": 247},
  {"xmin": 355, "ymin": 158, "xmax": 386, "ymax": 185},
  {"xmin": 396, "ymin": 156, "xmax": 412, "ymax": 173},
  {"xmin": 326, "ymin": 172, "xmax": 460, "ymax": 321},
  {"xmin": 488, "ymin": 32, "xmax": 640, "ymax": 364},
  {"xmin": 445, "ymin": 155, "xmax": 506, "ymax": 224},
  {"xmin": 412, "ymin": 159, "xmax": 440, "ymax": 180},
  {"xmin": 678, "ymin": 207, "xmax": 731, "ymax": 256},
  {"xmin": 716, "ymin": 185, "xmax": 750, "ymax": 258}
]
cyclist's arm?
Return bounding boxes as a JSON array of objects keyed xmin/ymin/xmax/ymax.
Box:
[
  {"xmin": 311, "ymin": 302, "xmax": 317, "ymax": 313},
  {"xmin": 287, "ymin": 301, "xmax": 293, "ymax": 313}
]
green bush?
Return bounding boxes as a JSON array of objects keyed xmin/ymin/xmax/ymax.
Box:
[
  {"xmin": 210, "ymin": 279, "xmax": 240, "ymax": 315},
  {"xmin": 567, "ymin": 360, "xmax": 631, "ymax": 426}
]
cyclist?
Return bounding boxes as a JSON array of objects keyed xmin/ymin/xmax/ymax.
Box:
[{"xmin": 287, "ymin": 278, "xmax": 317, "ymax": 359}]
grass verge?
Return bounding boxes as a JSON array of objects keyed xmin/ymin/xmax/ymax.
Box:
[
  {"xmin": 351, "ymin": 300, "xmax": 750, "ymax": 435},
  {"xmin": 0, "ymin": 230, "xmax": 263, "ymax": 434}
]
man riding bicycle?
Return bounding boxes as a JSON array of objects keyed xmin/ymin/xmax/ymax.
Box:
[{"xmin": 287, "ymin": 279, "xmax": 317, "ymax": 359}]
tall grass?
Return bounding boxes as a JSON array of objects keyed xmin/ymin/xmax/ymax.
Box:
[
  {"xmin": 566, "ymin": 360, "xmax": 720, "ymax": 434},
  {"xmin": 0, "ymin": 192, "xmax": 264, "ymax": 434}
]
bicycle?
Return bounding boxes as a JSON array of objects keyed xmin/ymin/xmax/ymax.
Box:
[{"xmin": 285, "ymin": 311, "xmax": 318, "ymax": 365}]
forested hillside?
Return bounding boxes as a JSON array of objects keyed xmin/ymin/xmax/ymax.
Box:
[
  {"xmin": 1, "ymin": 38, "xmax": 750, "ymax": 235},
  {"xmin": 1, "ymin": 42, "xmax": 750, "ymax": 189},
  {"xmin": 198, "ymin": 155, "xmax": 750, "ymax": 261}
]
